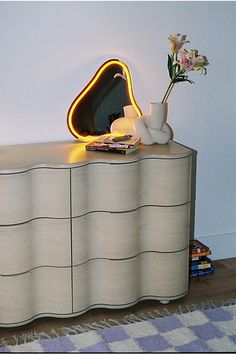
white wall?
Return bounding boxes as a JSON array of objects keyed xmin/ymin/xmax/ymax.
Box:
[{"xmin": 0, "ymin": 1, "xmax": 235, "ymax": 259}]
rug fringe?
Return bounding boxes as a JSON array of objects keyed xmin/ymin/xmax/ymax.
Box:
[{"xmin": 1, "ymin": 298, "xmax": 235, "ymax": 348}]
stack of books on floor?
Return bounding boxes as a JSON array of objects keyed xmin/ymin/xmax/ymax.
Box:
[
  {"xmin": 189, "ymin": 239, "xmax": 215, "ymax": 278},
  {"xmin": 86, "ymin": 134, "xmax": 141, "ymax": 155}
]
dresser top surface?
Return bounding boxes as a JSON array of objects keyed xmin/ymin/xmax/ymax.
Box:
[{"xmin": 0, "ymin": 140, "xmax": 192, "ymax": 173}]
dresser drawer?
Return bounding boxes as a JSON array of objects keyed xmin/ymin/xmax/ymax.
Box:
[
  {"xmin": 0, "ymin": 219, "xmax": 71, "ymax": 275},
  {"xmin": 139, "ymin": 250, "xmax": 189, "ymax": 298},
  {"xmin": 71, "ymin": 156, "xmax": 191, "ymax": 216},
  {"xmin": 71, "ymin": 162, "xmax": 139, "ymax": 215},
  {"xmin": 139, "ymin": 204, "xmax": 190, "ymax": 252},
  {"xmin": 0, "ymin": 267, "xmax": 72, "ymax": 326},
  {"xmin": 0, "ymin": 172, "xmax": 30, "ymax": 225},
  {"xmin": 0, "ymin": 168, "xmax": 70, "ymax": 225},
  {"xmin": 73, "ymin": 250, "xmax": 188, "ymax": 313},
  {"xmin": 139, "ymin": 157, "xmax": 192, "ymax": 206},
  {"xmin": 73, "ymin": 258, "xmax": 138, "ymax": 313},
  {"xmin": 72, "ymin": 210, "xmax": 139, "ymax": 263},
  {"xmin": 72, "ymin": 204, "xmax": 190, "ymax": 263}
]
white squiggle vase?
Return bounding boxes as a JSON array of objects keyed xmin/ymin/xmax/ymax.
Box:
[
  {"xmin": 133, "ymin": 102, "xmax": 172, "ymax": 145},
  {"xmin": 133, "ymin": 117, "xmax": 153, "ymax": 145},
  {"xmin": 110, "ymin": 105, "xmax": 138, "ymax": 135},
  {"xmin": 148, "ymin": 125, "xmax": 171, "ymax": 144},
  {"xmin": 146, "ymin": 102, "xmax": 167, "ymax": 129}
]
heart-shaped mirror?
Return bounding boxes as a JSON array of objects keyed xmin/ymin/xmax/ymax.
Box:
[{"xmin": 67, "ymin": 59, "xmax": 142, "ymax": 142}]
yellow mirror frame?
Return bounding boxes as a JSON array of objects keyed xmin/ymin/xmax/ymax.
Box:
[{"xmin": 67, "ymin": 58, "xmax": 142, "ymax": 142}]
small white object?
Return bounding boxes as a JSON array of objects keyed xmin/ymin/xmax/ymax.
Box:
[
  {"xmin": 123, "ymin": 105, "xmax": 138, "ymax": 118},
  {"xmin": 110, "ymin": 105, "xmax": 138, "ymax": 135},
  {"xmin": 110, "ymin": 117, "xmax": 136, "ymax": 135}
]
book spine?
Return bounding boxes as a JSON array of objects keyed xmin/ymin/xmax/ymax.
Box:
[
  {"xmin": 190, "ymin": 256, "xmax": 211, "ymax": 263},
  {"xmin": 93, "ymin": 143, "xmax": 131, "ymax": 148},
  {"xmin": 86, "ymin": 146, "xmax": 127, "ymax": 154},
  {"xmin": 190, "ymin": 263, "xmax": 211, "ymax": 270},
  {"xmin": 190, "ymin": 266, "xmax": 215, "ymax": 278},
  {"xmin": 190, "ymin": 245, "xmax": 209, "ymax": 254},
  {"xmin": 190, "ymin": 240, "xmax": 209, "ymax": 254},
  {"xmin": 191, "ymin": 248, "xmax": 208, "ymax": 254},
  {"xmin": 93, "ymin": 141, "xmax": 140, "ymax": 149},
  {"xmin": 190, "ymin": 250, "xmax": 211, "ymax": 258}
]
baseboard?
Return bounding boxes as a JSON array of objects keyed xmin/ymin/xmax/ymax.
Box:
[{"xmin": 197, "ymin": 232, "xmax": 236, "ymax": 260}]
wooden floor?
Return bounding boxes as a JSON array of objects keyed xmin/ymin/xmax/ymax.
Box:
[{"xmin": 0, "ymin": 257, "xmax": 236, "ymax": 346}]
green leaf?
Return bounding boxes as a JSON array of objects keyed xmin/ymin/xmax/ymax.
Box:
[
  {"xmin": 173, "ymin": 78, "xmax": 195, "ymax": 84},
  {"xmin": 167, "ymin": 54, "xmax": 173, "ymax": 80},
  {"xmin": 173, "ymin": 77, "xmax": 186, "ymax": 83}
]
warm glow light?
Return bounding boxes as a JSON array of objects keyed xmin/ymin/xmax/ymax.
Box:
[
  {"xmin": 67, "ymin": 59, "xmax": 142, "ymax": 142},
  {"xmin": 67, "ymin": 143, "xmax": 87, "ymax": 164}
]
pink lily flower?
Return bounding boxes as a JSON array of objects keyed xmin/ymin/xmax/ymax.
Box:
[
  {"xmin": 168, "ymin": 34, "xmax": 189, "ymax": 54},
  {"xmin": 175, "ymin": 49, "xmax": 207, "ymax": 74}
]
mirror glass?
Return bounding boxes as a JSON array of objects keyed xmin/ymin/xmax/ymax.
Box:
[{"xmin": 67, "ymin": 59, "xmax": 142, "ymax": 141}]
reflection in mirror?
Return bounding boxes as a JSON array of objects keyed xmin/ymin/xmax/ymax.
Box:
[{"xmin": 67, "ymin": 59, "xmax": 142, "ymax": 142}]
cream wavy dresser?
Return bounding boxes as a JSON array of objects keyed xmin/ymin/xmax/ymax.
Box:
[{"xmin": 0, "ymin": 140, "xmax": 194, "ymax": 327}]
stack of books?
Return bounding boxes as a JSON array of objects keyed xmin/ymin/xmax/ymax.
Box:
[
  {"xmin": 189, "ymin": 239, "xmax": 215, "ymax": 278},
  {"xmin": 85, "ymin": 135, "xmax": 141, "ymax": 155}
]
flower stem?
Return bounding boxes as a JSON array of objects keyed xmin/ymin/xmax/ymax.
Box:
[
  {"xmin": 161, "ymin": 80, "xmax": 174, "ymax": 103},
  {"xmin": 161, "ymin": 70, "xmax": 185, "ymax": 103},
  {"xmin": 164, "ymin": 82, "xmax": 175, "ymax": 103}
]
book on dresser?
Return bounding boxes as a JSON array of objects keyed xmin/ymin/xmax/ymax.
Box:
[{"xmin": 85, "ymin": 135, "xmax": 141, "ymax": 154}]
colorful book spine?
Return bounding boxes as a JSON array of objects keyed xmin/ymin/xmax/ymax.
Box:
[
  {"xmin": 190, "ymin": 263, "xmax": 211, "ymax": 271},
  {"xmin": 190, "ymin": 240, "xmax": 209, "ymax": 254},
  {"xmin": 190, "ymin": 250, "xmax": 211, "ymax": 258},
  {"xmin": 190, "ymin": 256, "xmax": 211, "ymax": 265},
  {"xmin": 86, "ymin": 145, "xmax": 138, "ymax": 154},
  {"xmin": 190, "ymin": 266, "xmax": 215, "ymax": 278}
]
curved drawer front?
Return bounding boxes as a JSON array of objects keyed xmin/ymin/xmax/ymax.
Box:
[
  {"xmin": 139, "ymin": 203, "xmax": 190, "ymax": 252},
  {"xmin": 139, "ymin": 251, "xmax": 189, "ymax": 297},
  {"xmin": 73, "ymin": 250, "xmax": 188, "ymax": 313},
  {"xmin": 71, "ymin": 162, "xmax": 139, "ymax": 215},
  {"xmin": 0, "ymin": 172, "xmax": 30, "ymax": 225},
  {"xmin": 73, "ymin": 258, "xmax": 139, "ymax": 313},
  {"xmin": 0, "ymin": 219, "xmax": 71, "ymax": 275},
  {"xmin": 0, "ymin": 267, "xmax": 72, "ymax": 326},
  {"xmin": 139, "ymin": 157, "xmax": 191, "ymax": 206},
  {"xmin": 0, "ymin": 168, "xmax": 70, "ymax": 225},
  {"xmin": 72, "ymin": 210, "xmax": 139, "ymax": 262},
  {"xmin": 29, "ymin": 168, "xmax": 70, "ymax": 219},
  {"xmin": 72, "ymin": 204, "xmax": 190, "ymax": 263},
  {"xmin": 71, "ymin": 157, "xmax": 191, "ymax": 216}
]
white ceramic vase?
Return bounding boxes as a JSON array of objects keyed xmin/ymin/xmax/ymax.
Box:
[
  {"xmin": 133, "ymin": 102, "xmax": 172, "ymax": 145},
  {"xmin": 123, "ymin": 105, "xmax": 138, "ymax": 118},
  {"xmin": 145, "ymin": 102, "xmax": 168, "ymax": 129},
  {"xmin": 110, "ymin": 105, "xmax": 138, "ymax": 135}
]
